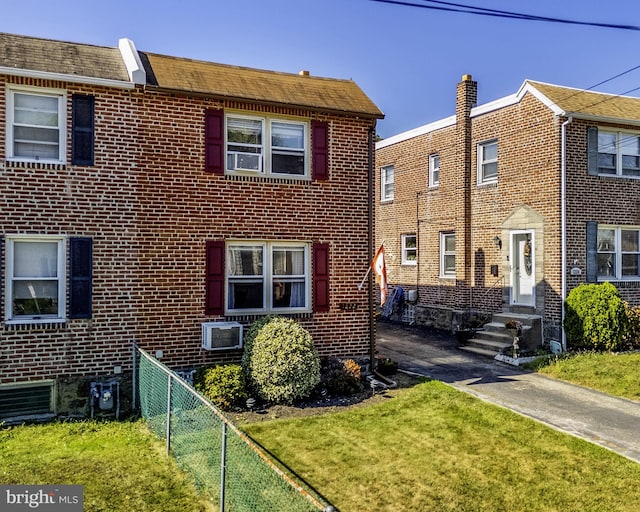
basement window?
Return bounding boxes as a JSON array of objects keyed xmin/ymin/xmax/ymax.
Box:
[{"xmin": 0, "ymin": 381, "xmax": 55, "ymax": 420}]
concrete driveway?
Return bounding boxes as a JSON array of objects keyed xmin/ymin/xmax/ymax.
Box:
[{"xmin": 376, "ymin": 321, "xmax": 640, "ymax": 464}]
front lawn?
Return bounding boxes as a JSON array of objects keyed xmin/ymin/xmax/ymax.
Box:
[
  {"xmin": 532, "ymin": 351, "xmax": 640, "ymax": 402},
  {"xmin": 0, "ymin": 419, "xmax": 212, "ymax": 512},
  {"xmin": 244, "ymin": 380, "xmax": 640, "ymax": 512}
]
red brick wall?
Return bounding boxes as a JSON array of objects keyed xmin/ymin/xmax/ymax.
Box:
[
  {"xmin": 564, "ymin": 119, "xmax": 640, "ymax": 305},
  {"xmin": 0, "ymin": 76, "xmax": 376, "ymax": 393}
]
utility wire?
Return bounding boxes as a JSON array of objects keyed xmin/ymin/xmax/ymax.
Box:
[{"xmin": 371, "ymin": 0, "xmax": 640, "ymax": 31}]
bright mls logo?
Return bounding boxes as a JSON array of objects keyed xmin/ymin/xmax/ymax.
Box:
[{"xmin": 1, "ymin": 485, "xmax": 83, "ymax": 511}]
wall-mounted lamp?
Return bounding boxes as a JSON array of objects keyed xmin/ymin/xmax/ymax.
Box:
[{"xmin": 493, "ymin": 236, "xmax": 502, "ymax": 249}]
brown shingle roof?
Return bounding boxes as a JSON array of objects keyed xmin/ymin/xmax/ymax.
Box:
[
  {"xmin": 0, "ymin": 32, "xmax": 130, "ymax": 82},
  {"xmin": 142, "ymin": 52, "xmax": 383, "ymax": 118},
  {"xmin": 529, "ymin": 80, "xmax": 640, "ymax": 122}
]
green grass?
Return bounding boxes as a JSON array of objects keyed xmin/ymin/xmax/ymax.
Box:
[
  {"xmin": 530, "ymin": 351, "xmax": 640, "ymax": 401},
  {"xmin": 0, "ymin": 419, "xmax": 213, "ymax": 512},
  {"xmin": 244, "ymin": 380, "xmax": 640, "ymax": 512}
]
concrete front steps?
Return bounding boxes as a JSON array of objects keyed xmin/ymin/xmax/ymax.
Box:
[{"xmin": 459, "ymin": 312, "xmax": 542, "ymax": 358}]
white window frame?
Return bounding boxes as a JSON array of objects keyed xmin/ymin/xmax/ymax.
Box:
[
  {"xmin": 597, "ymin": 226, "xmax": 640, "ymax": 281},
  {"xmin": 401, "ymin": 234, "xmax": 417, "ymax": 265},
  {"xmin": 428, "ymin": 153, "xmax": 440, "ymax": 188},
  {"xmin": 6, "ymin": 85, "xmax": 67, "ymax": 164},
  {"xmin": 381, "ymin": 164, "xmax": 394, "ymax": 202},
  {"xmin": 225, "ymin": 113, "xmax": 309, "ymax": 178},
  {"xmin": 440, "ymin": 232, "xmax": 456, "ymax": 278},
  {"xmin": 225, "ymin": 240, "xmax": 311, "ymax": 314},
  {"xmin": 477, "ymin": 139, "xmax": 498, "ymax": 185},
  {"xmin": 597, "ymin": 130, "xmax": 640, "ymax": 178},
  {"xmin": 5, "ymin": 235, "xmax": 67, "ymax": 324}
]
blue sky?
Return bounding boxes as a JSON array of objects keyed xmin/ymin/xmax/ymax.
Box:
[{"xmin": 2, "ymin": 0, "xmax": 640, "ymax": 138}]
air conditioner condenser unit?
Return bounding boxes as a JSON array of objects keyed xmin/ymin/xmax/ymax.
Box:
[{"xmin": 202, "ymin": 322, "xmax": 243, "ymax": 350}]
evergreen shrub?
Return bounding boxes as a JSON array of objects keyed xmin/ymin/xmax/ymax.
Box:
[
  {"xmin": 563, "ymin": 282, "xmax": 628, "ymax": 351},
  {"xmin": 194, "ymin": 364, "xmax": 247, "ymax": 411},
  {"xmin": 247, "ymin": 317, "xmax": 320, "ymax": 404}
]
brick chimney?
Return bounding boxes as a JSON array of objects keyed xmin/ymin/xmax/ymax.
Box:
[{"xmin": 455, "ymin": 74, "xmax": 477, "ymax": 295}]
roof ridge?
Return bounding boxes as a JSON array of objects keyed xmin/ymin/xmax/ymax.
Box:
[{"xmin": 141, "ymin": 50, "xmax": 356, "ymax": 84}]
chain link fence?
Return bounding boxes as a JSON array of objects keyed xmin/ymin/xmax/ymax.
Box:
[{"xmin": 133, "ymin": 345, "xmax": 331, "ymax": 512}]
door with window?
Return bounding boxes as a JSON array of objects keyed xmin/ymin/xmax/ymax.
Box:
[{"xmin": 510, "ymin": 231, "xmax": 535, "ymax": 306}]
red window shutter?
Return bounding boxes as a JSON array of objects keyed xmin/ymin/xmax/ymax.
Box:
[
  {"xmin": 205, "ymin": 109, "xmax": 224, "ymax": 175},
  {"xmin": 311, "ymin": 120, "xmax": 329, "ymax": 180},
  {"xmin": 206, "ymin": 241, "xmax": 225, "ymax": 315},
  {"xmin": 313, "ymin": 242, "xmax": 330, "ymax": 312}
]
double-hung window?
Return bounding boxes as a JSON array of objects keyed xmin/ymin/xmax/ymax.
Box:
[
  {"xmin": 597, "ymin": 131, "xmax": 640, "ymax": 177},
  {"xmin": 429, "ymin": 153, "xmax": 440, "ymax": 188},
  {"xmin": 381, "ymin": 165, "xmax": 394, "ymax": 201},
  {"xmin": 6, "ymin": 86, "xmax": 67, "ymax": 164},
  {"xmin": 5, "ymin": 236, "xmax": 66, "ymax": 324},
  {"xmin": 478, "ymin": 140, "xmax": 498, "ymax": 184},
  {"xmin": 226, "ymin": 115, "xmax": 307, "ymax": 177},
  {"xmin": 597, "ymin": 226, "xmax": 640, "ymax": 280},
  {"xmin": 440, "ymin": 233, "xmax": 456, "ymax": 278},
  {"xmin": 401, "ymin": 234, "xmax": 417, "ymax": 265},
  {"xmin": 226, "ymin": 241, "xmax": 310, "ymax": 313}
]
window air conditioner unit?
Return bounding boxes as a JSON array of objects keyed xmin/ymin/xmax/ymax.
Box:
[{"xmin": 202, "ymin": 322, "xmax": 243, "ymax": 351}]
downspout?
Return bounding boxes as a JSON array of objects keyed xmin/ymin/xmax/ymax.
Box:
[
  {"xmin": 560, "ymin": 116, "xmax": 573, "ymax": 351},
  {"xmin": 368, "ymin": 125, "xmax": 376, "ymax": 370}
]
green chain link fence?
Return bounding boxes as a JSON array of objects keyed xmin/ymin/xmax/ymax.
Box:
[{"xmin": 134, "ymin": 345, "xmax": 331, "ymax": 512}]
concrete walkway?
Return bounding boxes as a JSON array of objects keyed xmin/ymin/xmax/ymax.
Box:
[{"xmin": 376, "ymin": 321, "xmax": 640, "ymax": 464}]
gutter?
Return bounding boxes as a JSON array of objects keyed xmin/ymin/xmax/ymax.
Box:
[
  {"xmin": 0, "ymin": 66, "xmax": 136, "ymax": 90},
  {"xmin": 560, "ymin": 115, "xmax": 573, "ymax": 351}
]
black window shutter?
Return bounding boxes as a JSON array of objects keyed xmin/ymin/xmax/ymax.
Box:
[
  {"xmin": 311, "ymin": 120, "xmax": 329, "ymax": 180},
  {"xmin": 587, "ymin": 126, "xmax": 598, "ymax": 176},
  {"xmin": 205, "ymin": 109, "xmax": 225, "ymax": 175},
  {"xmin": 206, "ymin": 241, "xmax": 225, "ymax": 315},
  {"xmin": 72, "ymin": 95, "xmax": 95, "ymax": 166},
  {"xmin": 586, "ymin": 221, "xmax": 598, "ymax": 283},
  {"xmin": 312, "ymin": 242, "xmax": 330, "ymax": 312},
  {"xmin": 69, "ymin": 237, "xmax": 93, "ymax": 319}
]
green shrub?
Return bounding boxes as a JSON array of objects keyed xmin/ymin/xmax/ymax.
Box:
[
  {"xmin": 246, "ymin": 317, "xmax": 320, "ymax": 404},
  {"xmin": 194, "ymin": 364, "xmax": 247, "ymax": 411},
  {"xmin": 241, "ymin": 315, "xmax": 275, "ymax": 376},
  {"xmin": 563, "ymin": 282, "xmax": 628, "ymax": 351},
  {"xmin": 624, "ymin": 303, "xmax": 640, "ymax": 349},
  {"xmin": 320, "ymin": 357, "xmax": 364, "ymax": 396}
]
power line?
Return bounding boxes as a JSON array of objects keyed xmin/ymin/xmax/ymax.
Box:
[{"xmin": 370, "ymin": 0, "xmax": 640, "ymax": 31}]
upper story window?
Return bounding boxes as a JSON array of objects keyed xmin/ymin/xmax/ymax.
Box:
[
  {"xmin": 381, "ymin": 165, "xmax": 394, "ymax": 201},
  {"xmin": 401, "ymin": 234, "xmax": 417, "ymax": 265},
  {"xmin": 226, "ymin": 114, "xmax": 307, "ymax": 177},
  {"xmin": 440, "ymin": 232, "xmax": 456, "ymax": 278},
  {"xmin": 597, "ymin": 226, "xmax": 640, "ymax": 280},
  {"xmin": 597, "ymin": 131, "xmax": 640, "ymax": 177},
  {"xmin": 226, "ymin": 241, "xmax": 310, "ymax": 314},
  {"xmin": 428, "ymin": 153, "xmax": 440, "ymax": 188},
  {"xmin": 6, "ymin": 86, "xmax": 67, "ymax": 164},
  {"xmin": 477, "ymin": 140, "xmax": 498, "ymax": 184},
  {"xmin": 5, "ymin": 235, "xmax": 66, "ymax": 324}
]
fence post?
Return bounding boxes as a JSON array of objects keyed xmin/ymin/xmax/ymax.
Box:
[
  {"xmin": 131, "ymin": 343, "xmax": 137, "ymax": 411},
  {"xmin": 166, "ymin": 374, "xmax": 172, "ymax": 456},
  {"xmin": 220, "ymin": 422, "xmax": 227, "ymax": 512}
]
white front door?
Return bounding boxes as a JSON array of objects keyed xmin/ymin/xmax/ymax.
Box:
[{"xmin": 511, "ymin": 231, "xmax": 535, "ymax": 306}]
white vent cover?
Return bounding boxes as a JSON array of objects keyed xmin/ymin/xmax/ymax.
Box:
[{"xmin": 202, "ymin": 322, "xmax": 243, "ymax": 351}]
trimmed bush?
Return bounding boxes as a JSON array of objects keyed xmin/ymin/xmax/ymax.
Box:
[
  {"xmin": 320, "ymin": 357, "xmax": 364, "ymax": 396},
  {"xmin": 624, "ymin": 303, "xmax": 640, "ymax": 349},
  {"xmin": 247, "ymin": 317, "xmax": 320, "ymax": 404},
  {"xmin": 241, "ymin": 315, "xmax": 275, "ymax": 376},
  {"xmin": 563, "ymin": 282, "xmax": 628, "ymax": 351},
  {"xmin": 194, "ymin": 364, "xmax": 247, "ymax": 411}
]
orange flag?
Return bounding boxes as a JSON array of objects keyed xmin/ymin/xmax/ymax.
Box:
[{"xmin": 372, "ymin": 245, "xmax": 388, "ymax": 305}]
